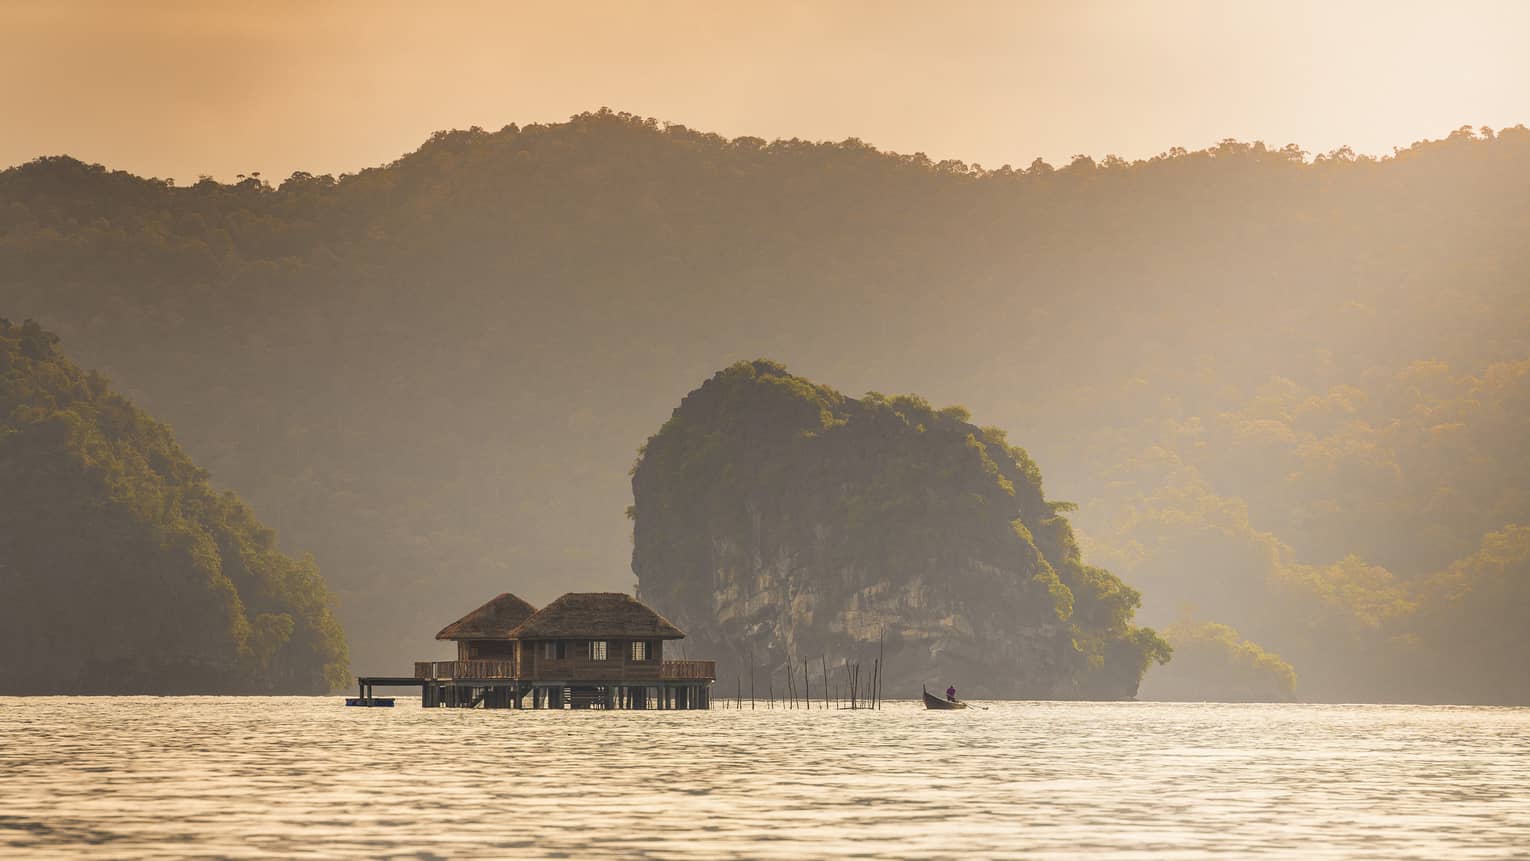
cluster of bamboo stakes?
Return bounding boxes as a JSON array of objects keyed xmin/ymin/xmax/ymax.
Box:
[{"xmin": 718, "ymin": 636, "xmax": 886, "ymax": 710}]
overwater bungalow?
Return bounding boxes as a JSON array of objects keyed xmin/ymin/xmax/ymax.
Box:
[
  {"xmin": 434, "ymin": 592, "xmax": 538, "ymax": 667},
  {"xmin": 356, "ymin": 592, "xmax": 715, "ymax": 709}
]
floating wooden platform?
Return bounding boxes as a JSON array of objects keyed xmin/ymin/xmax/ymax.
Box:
[
  {"xmin": 353, "ymin": 674, "xmax": 712, "ymax": 710},
  {"xmin": 344, "ymin": 696, "xmax": 395, "ymax": 707}
]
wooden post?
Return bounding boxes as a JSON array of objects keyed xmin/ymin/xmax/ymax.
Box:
[
  {"xmin": 821, "ymin": 656, "xmax": 830, "ymax": 710},
  {"xmin": 876, "ymin": 632, "xmax": 885, "ymax": 709},
  {"xmin": 875, "ymin": 660, "xmax": 887, "ymax": 715}
]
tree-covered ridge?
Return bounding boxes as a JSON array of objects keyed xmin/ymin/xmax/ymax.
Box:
[
  {"xmin": 1082, "ymin": 354, "xmax": 1530, "ymax": 704},
  {"xmin": 3, "ymin": 110, "xmax": 1529, "ymax": 692},
  {"xmin": 1139, "ymin": 620, "xmax": 1297, "ymax": 703},
  {"xmin": 632, "ymin": 360, "xmax": 1169, "ymax": 699},
  {"xmin": 0, "ymin": 319, "xmax": 347, "ymax": 694}
]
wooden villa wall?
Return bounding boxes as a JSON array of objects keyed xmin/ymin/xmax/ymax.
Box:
[
  {"xmin": 459, "ymin": 640, "xmax": 517, "ymax": 661},
  {"xmin": 520, "ymin": 638, "xmax": 665, "ymax": 682}
]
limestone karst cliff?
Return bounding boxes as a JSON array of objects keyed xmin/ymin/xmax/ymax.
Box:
[{"xmin": 631, "ymin": 360, "xmax": 1168, "ymax": 699}]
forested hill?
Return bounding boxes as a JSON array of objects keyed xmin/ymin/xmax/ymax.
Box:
[
  {"xmin": 631, "ymin": 361, "xmax": 1169, "ymax": 699},
  {"xmin": 3, "ymin": 110, "xmax": 1528, "ymax": 700},
  {"xmin": 0, "ymin": 320, "xmax": 348, "ymax": 694}
]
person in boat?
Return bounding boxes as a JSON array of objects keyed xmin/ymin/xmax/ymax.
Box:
[{"xmin": 946, "ymin": 685, "xmax": 957, "ymax": 702}]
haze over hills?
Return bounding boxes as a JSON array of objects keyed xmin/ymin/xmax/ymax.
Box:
[
  {"xmin": 0, "ymin": 319, "xmax": 347, "ymax": 694},
  {"xmin": 3, "ymin": 110, "xmax": 1528, "ymax": 701}
]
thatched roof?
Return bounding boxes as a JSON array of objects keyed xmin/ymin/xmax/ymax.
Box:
[
  {"xmin": 435, "ymin": 593, "xmax": 538, "ymax": 640},
  {"xmin": 508, "ymin": 593, "xmax": 685, "ymax": 640}
]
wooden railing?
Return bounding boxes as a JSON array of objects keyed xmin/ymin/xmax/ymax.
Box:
[
  {"xmin": 414, "ymin": 660, "xmax": 517, "ymax": 679},
  {"xmin": 661, "ymin": 660, "xmax": 716, "ymax": 680},
  {"xmin": 413, "ymin": 658, "xmax": 716, "ymax": 681}
]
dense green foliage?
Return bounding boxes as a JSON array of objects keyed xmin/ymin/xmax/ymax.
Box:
[
  {"xmin": 1139, "ymin": 620, "xmax": 1297, "ymax": 702},
  {"xmin": 0, "ymin": 319, "xmax": 347, "ymax": 693},
  {"xmin": 3, "ymin": 111, "xmax": 1528, "ymax": 697},
  {"xmin": 632, "ymin": 360, "xmax": 1168, "ymax": 699}
]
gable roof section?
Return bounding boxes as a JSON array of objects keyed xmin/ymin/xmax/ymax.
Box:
[
  {"xmin": 508, "ymin": 592, "xmax": 685, "ymax": 640},
  {"xmin": 435, "ymin": 593, "xmax": 539, "ymax": 640}
]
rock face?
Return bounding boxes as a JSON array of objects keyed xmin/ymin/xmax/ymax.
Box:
[{"xmin": 631, "ymin": 361, "xmax": 1168, "ymax": 699}]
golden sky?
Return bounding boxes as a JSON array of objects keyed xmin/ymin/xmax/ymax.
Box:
[{"xmin": 3, "ymin": 0, "xmax": 1528, "ymax": 181}]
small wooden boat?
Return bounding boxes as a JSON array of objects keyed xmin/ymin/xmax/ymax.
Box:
[
  {"xmin": 923, "ymin": 687, "xmax": 968, "ymax": 710},
  {"xmin": 345, "ymin": 697, "xmax": 395, "ymax": 707}
]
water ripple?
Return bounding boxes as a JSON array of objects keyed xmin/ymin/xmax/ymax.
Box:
[{"xmin": 1, "ymin": 699, "xmax": 1527, "ymax": 859}]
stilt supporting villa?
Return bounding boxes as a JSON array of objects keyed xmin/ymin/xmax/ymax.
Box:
[{"xmin": 355, "ymin": 592, "xmax": 715, "ymax": 709}]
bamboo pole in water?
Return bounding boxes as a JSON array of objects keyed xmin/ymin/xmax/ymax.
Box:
[
  {"xmin": 803, "ymin": 658, "xmax": 811, "ymax": 710},
  {"xmin": 872, "ymin": 658, "xmax": 880, "ymax": 710},
  {"xmin": 877, "ymin": 631, "xmax": 884, "ymax": 709},
  {"xmin": 821, "ymin": 655, "xmax": 830, "ymax": 710}
]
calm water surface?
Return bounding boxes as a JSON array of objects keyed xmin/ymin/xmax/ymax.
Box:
[{"xmin": 1, "ymin": 698, "xmax": 1527, "ymax": 859}]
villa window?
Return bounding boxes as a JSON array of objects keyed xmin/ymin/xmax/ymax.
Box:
[
  {"xmin": 591, "ymin": 640, "xmax": 608, "ymax": 661},
  {"xmin": 541, "ymin": 641, "xmax": 565, "ymax": 660},
  {"xmin": 630, "ymin": 641, "xmax": 649, "ymax": 661}
]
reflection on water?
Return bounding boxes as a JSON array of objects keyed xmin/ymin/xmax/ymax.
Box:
[{"xmin": 1, "ymin": 698, "xmax": 1527, "ymax": 859}]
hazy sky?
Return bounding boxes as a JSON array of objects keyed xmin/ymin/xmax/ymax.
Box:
[{"xmin": 3, "ymin": 0, "xmax": 1528, "ymax": 182}]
